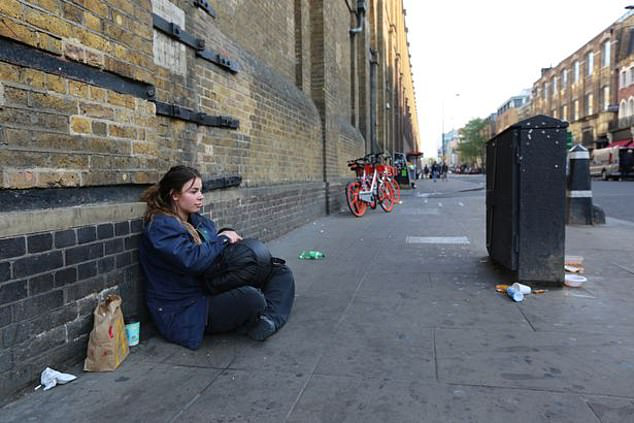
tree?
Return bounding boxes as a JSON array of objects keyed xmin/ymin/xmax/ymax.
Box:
[{"xmin": 456, "ymin": 118, "xmax": 486, "ymax": 166}]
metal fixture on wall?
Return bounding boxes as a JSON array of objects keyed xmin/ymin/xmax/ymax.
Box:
[
  {"xmin": 350, "ymin": 0, "xmax": 367, "ymax": 34},
  {"xmin": 152, "ymin": 13, "xmax": 239, "ymax": 73},
  {"xmin": 193, "ymin": 0, "xmax": 216, "ymax": 17}
]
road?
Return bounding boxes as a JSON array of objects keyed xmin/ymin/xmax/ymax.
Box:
[
  {"xmin": 592, "ymin": 179, "xmax": 634, "ymax": 223},
  {"xmin": 450, "ymin": 174, "xmax": 633, "ymax": 223}
]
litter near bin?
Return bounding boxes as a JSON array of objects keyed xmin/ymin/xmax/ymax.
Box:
[
  {"xmin": 564, "ymin": 255, "xmax": 584, "ymax": 273},
  {"xmin": 35, "ymin": 367, "xmax": 77, "ymax": 391},
  {"xmin": 511, "ymin": 282, "xmax": 531, "ymax": 294},
  {"xmin": 497, "ymin": 283, "xmax": 546, "ymax": 297},
  {"xmin": 125, "ymin": 320, "xmax": 140, "ymax": 347},
  {"xmin": 506, "ymin": 285, "xmax": 524, "ymax": 302},
  {"xmin": 298, "ymin": 250, "xmax": 325, "ymax": 260},
  {"xmin": 495, "ymin": 284, "xmax": 509, "ymax": 293},
  {"xmin": 564, "ymin": 274, "xmax": 587, "ymax": 288}
]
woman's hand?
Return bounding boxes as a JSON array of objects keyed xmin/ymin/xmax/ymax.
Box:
[{"xmin": 219, "ymin": 230, "xmax": 242, "ymax": 244}]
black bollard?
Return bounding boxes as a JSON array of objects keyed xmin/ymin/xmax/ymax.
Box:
[{"xmin": 566, "ymin": 144, "xmax": 605, "ymax": 225}]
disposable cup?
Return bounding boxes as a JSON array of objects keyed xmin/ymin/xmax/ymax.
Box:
[
  {"xmin": 125, "ymin": 321, "xmax": 140, "ymax": 346},
  {"xmin": 511, "ymin": 282, "xmax": 531, "ymax": 294}
]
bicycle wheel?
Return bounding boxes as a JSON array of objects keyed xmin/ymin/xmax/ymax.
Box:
[
  {"xmin": 389, "ymin": 177, "xmax": 400, "ymax": 202},
  {"xmin": 378, "ymin": 182, "xmax": 395, "ymax": 212},
  {"xmin": 346, "ymin": 181, "xmax": 367, "ymax": 217}
]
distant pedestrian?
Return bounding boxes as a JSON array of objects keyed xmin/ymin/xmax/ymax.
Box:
[
  {"xmin": 441, "ymin": 162, "xmax": 448, "ymax": 181},
  {"xmin": 423, "ymin": 164, "xmax": 429, "ymax": 180},
  {"xmin": 431, "ymin": 162, "xmax": 439, "ymax": 182}
]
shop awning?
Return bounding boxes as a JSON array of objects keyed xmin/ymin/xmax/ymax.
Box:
[
  {"xmin": 406, "ymin": 151, "xmax": 424, "ymax": 157},
  {"xmin": 610, "ymin": 139, "xmax": 634, "ymax": 147}
]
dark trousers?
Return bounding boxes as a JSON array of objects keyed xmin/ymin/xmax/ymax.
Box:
[{"xmin": 206, "ymin": 265, "xmax": 295, "ymax": 334}]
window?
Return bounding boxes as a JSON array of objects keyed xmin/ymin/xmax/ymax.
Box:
[
  {"xmin": 622, "ymin": 70, "xmax": 627, "ymax": 88},
  {"xmin": 543, "ymin": 82, "xmax": 548, "ymax": 99},
  {"xmin": 586, "ymin": 52, "xmax": 594, "ymax": 76},
  {"xmin": 552, "ymin": 109, "xmax": 558, "ymax": 119},
  {"xmin": 561, "ymin": 104, "xmax": 568, "ymax": 121},
  {"xmin": 552, "ymin": 77, "xmax": 557, "ymax": 96},
  {"xmin": 629, "ymin": 97, "xmax": 634, "ymax": 117},
  {"xmin": 585, "ymin": 93, "xmax": 593, "ymax": 116},
  {"xmin": 630, "ymin": 67, "xmax": 634, "ymax": 86},
  {"xmin": 561, "ymin": 69, "xmax": 568, "ymax": 87},
  {"xmin": 573, "ymin": 61, "xmax": 580, "ymax": 83},
  {"xmin": 619, "ymin": 100, "xmax": 627, "ymax": 119},
  {"xmin": 573, "ymin": 99, "xmax": 579, "ymax": 120},
  {"xmin": 601, "ymin": 86, "xmax": 610, "ymax": 111},
  {"xmin": 602, "ymin": 41, "xmax": 611, "ymax": 67}
]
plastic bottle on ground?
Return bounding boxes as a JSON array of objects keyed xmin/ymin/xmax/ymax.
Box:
[{"xmin": 298, "ymin": 250, "xmax": 325, "ymax": 260}]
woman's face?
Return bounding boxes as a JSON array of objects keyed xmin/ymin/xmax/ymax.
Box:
[{"xmin": 171, "ymin": 177, "xmax": 203, "ymax": 217}]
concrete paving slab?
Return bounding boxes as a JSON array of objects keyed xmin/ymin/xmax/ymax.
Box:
[
  {"xmin": 224, "ymin": 318, "xmax": 335, "ymax": 375},
  {"xmin": 128, "ymin": 329, "xmax": 238, "ymax": 369},
  {"xmin": 517, "ymin": 289, "xmax": 634, "ymax": 333},
  {"xmin": 175, "ymin": 368, "xmax": 307, "ymax": 422},
  {"xmin": 585, "ymin": 397, "xmax": 634, "ymax": 423},
  {"xmin": 436, "ymin": 327, "xmax": 634, "ymax": 398},
  {"xmin": 313, "ymin": 323, "xmax": 435, "ymax": 382},
  {"xmin": 286, "ymin": 374, "xmax": 600, "ymax": 423},
  {"xmin": 1, "ymin": 357, "xmax": 222, "ymax": 422},
  {"xmin": 581, "ymin": 274, "xmax": 634, "ymax": 301},
  {"xmin": 356, "ymin": 269, "xmax": 431, "ymax": 293},
  {"xmin": 290, "ymin": 293, "xmax": 350, "ymax": 323},
  {"xmin": 342, "ymin": 287, "xmax": 535, "ymax": 331}
]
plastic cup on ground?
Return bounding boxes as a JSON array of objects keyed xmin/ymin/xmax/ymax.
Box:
[
  {"xmin": 125, "ymin": 321, "xmax": 140, "ymax": 346},
  {"xmin": 506, "ymin": 286, "xmax": 524, "ymax": 302},
  {"xmin": 511, "ymin": 282, "xmax": 531, "ymax": 294}
]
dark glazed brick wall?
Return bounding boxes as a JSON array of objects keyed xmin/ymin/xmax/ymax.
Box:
[{"xmin": 0, "ymin": 218, "xmax": 145, "ymax": 403}]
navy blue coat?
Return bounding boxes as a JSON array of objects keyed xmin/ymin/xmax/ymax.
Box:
[{"xmin": 139, "ymin": 213, "xmax": 228, "ymax": 349}]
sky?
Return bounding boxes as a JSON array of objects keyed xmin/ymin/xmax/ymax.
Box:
[{"xmin": 402, "ymin": 0, "xmax": 631, "ymax": 158}]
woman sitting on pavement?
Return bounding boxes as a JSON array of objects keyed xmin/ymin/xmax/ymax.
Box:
[{"xmin": 138, "ymin": 165, "xmax": 295, "ymax": 349}]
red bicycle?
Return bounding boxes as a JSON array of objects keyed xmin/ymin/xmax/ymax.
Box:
[{"xmin": 346, "ymin": 153, "xmax": 397, "ymax": 217}]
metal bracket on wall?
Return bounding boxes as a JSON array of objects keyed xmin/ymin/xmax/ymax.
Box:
[
  {"xmin": 0, "ymin": 36, "xmax": 156, "ymax": 101},
  {"xmin": 155, "ymin": 101, "xmax": 239, "ymax": 129},
  {"xmin": 196, "ymin": 49, "xmax": 239, "ymax": 73},
  {"xmin": 152, "ymin": 13, "xmax": 239, "ymax": 73},
  {"xmin": 194, "ymin": 0, "xmax": 217, "ymax": 18},
  {"xmin": 152, "ymin": 13, "xmax": 205, "ymax": 51},
  {"xmin": 203, "ymin": 176, "xmax": 241, "ymax": 192}
]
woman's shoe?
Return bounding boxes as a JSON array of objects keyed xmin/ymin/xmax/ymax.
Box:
[{"xmin": 247, "ymin": 315, "xmax": 276, "ymax": 341}]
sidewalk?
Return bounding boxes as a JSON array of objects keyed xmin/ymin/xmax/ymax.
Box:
[{"xmin": 3, "ymin": 177, "xmax": 634, "ymax": 422}]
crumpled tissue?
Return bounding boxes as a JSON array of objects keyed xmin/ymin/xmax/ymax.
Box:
[{"xmin": 37, "ymin": 367, "xmax": 77, "ymax": 391}]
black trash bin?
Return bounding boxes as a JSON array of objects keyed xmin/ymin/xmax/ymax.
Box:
[{"xmin": 486, "ymin": 115, "xmax": 568, "ymax": 284}]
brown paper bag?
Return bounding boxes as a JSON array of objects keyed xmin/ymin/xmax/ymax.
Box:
[{"xmin": 84, "ymin": 294, "xmax": 129, "ymax": 372}]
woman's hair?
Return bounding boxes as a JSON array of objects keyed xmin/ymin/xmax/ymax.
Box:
[{"xmin": 141, "ymin": 165, "xmax": 203, "ymax": 244}]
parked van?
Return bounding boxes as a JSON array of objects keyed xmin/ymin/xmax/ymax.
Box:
[{"xmin": 589, "ymin": 145, "xmax": 634, "ymax": 180}]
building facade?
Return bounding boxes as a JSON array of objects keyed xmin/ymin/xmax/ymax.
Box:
[
  {"xmin": 531, "ymin": 17, "xmax": 622, "ymax": 148},
  {"xmin": 610, "ymin": 11, "xmax": 634, "ymax": 145},
  {"xmin": 0, "ymin": 0, "xmax": 419, "ymax": 398},
  {"xmin": 495, "ymin": 90, "xmax": 531, "ymax": 135}
]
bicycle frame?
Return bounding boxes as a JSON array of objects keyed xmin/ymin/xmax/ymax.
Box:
[{"xmin": 359, "ymin": 164, "xmax": 378, "ymax": 203}]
